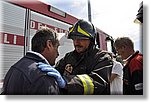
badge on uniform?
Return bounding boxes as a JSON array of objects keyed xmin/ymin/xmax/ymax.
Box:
[{"xmin": 65, "ymin": 64, "xmax": 73, "ymax": 74}]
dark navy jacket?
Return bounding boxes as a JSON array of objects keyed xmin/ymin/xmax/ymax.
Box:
[{"xmin": 2, "ymin": 52, "xmax": 59, "ymax": 95}]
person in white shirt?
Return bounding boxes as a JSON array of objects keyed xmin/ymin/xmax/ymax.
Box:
[{"xmin": 110, "ymin": 60, "xmax": 123, "ymax": 95}]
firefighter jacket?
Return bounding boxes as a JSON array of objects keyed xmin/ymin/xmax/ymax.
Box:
[
  {"xmin": 2, "ymin": 51, "xmax": 60, "ymax": 95},
  {"xmin": 55, "ymin": 45, "xmax": 113, "ymax": 95},
  {"xmin": 123, "ymin": 51, "xmax": 143, "ymax": 95}
]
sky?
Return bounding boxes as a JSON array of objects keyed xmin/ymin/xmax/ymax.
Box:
[{"xmin": 39, "ymin": 0, "xmax": 144, "ymax": 53}]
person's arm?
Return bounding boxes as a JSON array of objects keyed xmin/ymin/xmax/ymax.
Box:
[
  {"xmin": 37, "ymin": 61, "xmax": 109, "ymax": 95},
  {"xmin": 110, "ymin": 61, "xmax": 123, "ymax": 83},
  {"xmin": 61, "ymin": 51, "xmax": 113, "ymax": 95},
  {"xmin": 37, "ymin": 62, "xmax": 66, "ymax": 89},
  {"xmin": 110, "ymin": 73, "xmax": 118, "ymax": 83},
  {"xmin": 58, "ymin": 51, "xmax": 113, "ymax": 95},
  {"xmin": 37, "ymin": 51, "xmax": 113, "ymax": 95}
]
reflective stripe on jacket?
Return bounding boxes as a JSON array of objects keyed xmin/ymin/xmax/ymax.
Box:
[{"xmin": 56, "ymin": 46, "xmax": 113, "ymax": 95}]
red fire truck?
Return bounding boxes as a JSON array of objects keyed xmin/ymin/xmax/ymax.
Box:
[{"xmin": 0, "ymin": 0, "xmax": 112, "ymax": 88}]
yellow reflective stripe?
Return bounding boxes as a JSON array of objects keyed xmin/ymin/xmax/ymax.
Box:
[
  {"xmin": 77, "ymin": 74, "xmax": 94, "ymax": 95},
  {"xmin": 77, "ymin": 25, "xmax": 90, "ymax": 37},
  {"xmin": 83, "ymin": 75, "xmax": 94, "ymax": 94},
  {"xmin": 69, "ymin": 26, "xmax": 74, "ymax": 33},
  {"xmin": 77, "ymin": 75, "xmax": 88, "ymax": 94}
]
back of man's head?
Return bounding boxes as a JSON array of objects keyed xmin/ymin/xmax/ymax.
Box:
[
  {"xmin": 114, "ymin": 37, "xmax": 134, "ymax": 50},
  {"xmin": 31, "ymin": 27, "xmax": 58, "ymax": 53}
]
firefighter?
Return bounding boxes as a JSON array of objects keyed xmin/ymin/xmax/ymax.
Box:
[
  {"xmin": 1, "ymin": 27, "xmax": 60, "ymax": 95},
  {"xmin": 38, "ymin": 19, "xmax": 113, "ymax": 94}
]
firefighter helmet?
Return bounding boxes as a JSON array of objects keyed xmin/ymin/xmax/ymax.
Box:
[{"xmin": 68, "ymin": 19, "xmax": 97, "ymax": 42}]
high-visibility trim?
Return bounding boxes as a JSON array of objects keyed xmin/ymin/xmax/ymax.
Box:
[
  {"xmin": 77, "ymin": 25, "xmax": 90, "ymax": 37},
  {"xmin": 69, "ymin": 26, "xmax": 74, "ymax": 33},
  {"xmin": 77, "ymin": 74, "xmax": 94, "ymax": 95},
  {"xmin": 135, "ymin": 83, "xmax": 143, "ymax": 90}
]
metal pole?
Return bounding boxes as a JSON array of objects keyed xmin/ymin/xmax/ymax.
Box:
[{"xmin": 88, "ymin": 0, "xmax": 92, "ymax": 22}]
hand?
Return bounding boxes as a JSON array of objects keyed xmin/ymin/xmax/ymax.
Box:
[{"xmin": 37, "ymin": 62, "xmax": 66, "ymax": 88}]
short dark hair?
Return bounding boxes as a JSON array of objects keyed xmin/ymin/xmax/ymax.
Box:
[
  {"xmin": 31, "ymin": 27, "xmax": 58, "ymax": 53},
  {"xmin": 114, "ymin": 37, "xmax": 134, "ymax": 49}
]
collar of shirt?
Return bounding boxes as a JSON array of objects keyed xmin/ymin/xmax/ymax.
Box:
[
  {"xmin": 123, "ymin": 51, "xmax": 139, "ymax": 64},
  {"xmin": 27, "ymin": 51, "xmax": 49, "ymax": 65},
  {"xmin": 123, "ymin": 54, "xmax": 133, "ymax": 62}
]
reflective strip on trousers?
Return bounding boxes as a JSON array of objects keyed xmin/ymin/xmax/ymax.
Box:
[
  {"xmin": 135, "ymin": 83, "xmax": 143, "ymax": 90},
  {"xmin": 77, "ymin": 74, "xmax": 94, "ymax": 95}
]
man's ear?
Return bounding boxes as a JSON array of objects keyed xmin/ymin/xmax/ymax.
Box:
[{"xmin": 46, "ymin": 40, "xmax": 53, "ymax": 49}]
